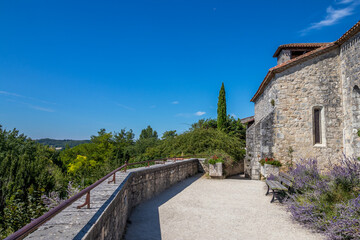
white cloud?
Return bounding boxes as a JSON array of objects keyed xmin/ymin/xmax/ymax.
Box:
[
  {"xmin": 301, "ymin": 1, "xmax": 360, "ymax": 35},
  {"xmin": 2, "ymin": 90, "xmax": 56, "ymax": 112},
  {"xmin": 195, "ymin": 111, "xmax": 206, "ymax": 116},
  {"xmin": 0, "ymin": 90, "xmax": 56, "ymax": 105},
  {"xmin": 0, "ymin": 90, "xmax": 22, "ymax": 97},
  {"xmin": 176, "ymin": 111, "xmax": 206, "ymax": 117},
  {"xmin": 116, "ymin": 103, "xmax": 135, "ymax": 111},
  {"xmin": 29, "ymin": 105, "xmax": 54, "ymax": 112},
  {"xmin": 337, "ymin": 0, "xmax": 355, "ymax": 4},
  {"xmin": 311, "ymin": 6, "xmax": 353, "ymax": 29},
  {"xmin": 172, "ymin": 101, "xmax": 179, "ymax": 104},
  {"xmin": 6, "ymin": 99, "xmax": 55, "ymax": 112},
  {"xmin": 231, "ymin": 113, "xmax": 237, "ymax": 118}
]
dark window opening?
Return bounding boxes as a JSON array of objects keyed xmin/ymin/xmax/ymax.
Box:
[
  {"xmin": 314, "ymin": 108, "xmax": 321, "ymax": 144},
  {"xmin": 291, "ymin": 51, "xmax": 307, "ymax": 59}
]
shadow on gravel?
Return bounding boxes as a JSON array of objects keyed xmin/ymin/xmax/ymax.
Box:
[
  {"xmin": 227, "ymin": 173, "xmax": 251, "ymax": 180},
  {"xmin": 124, "ymin": 174, "xmax": 202, "ymax": 240}
]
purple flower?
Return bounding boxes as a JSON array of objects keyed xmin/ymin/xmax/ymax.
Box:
[{"xmin": 286, "ymin": 157, "xmax": 360, "ymax": 239}]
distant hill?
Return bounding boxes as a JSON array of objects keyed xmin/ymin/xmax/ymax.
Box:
[{"xmin": 36, "ymin": 138, "xmax": 91, "ymax": 149}]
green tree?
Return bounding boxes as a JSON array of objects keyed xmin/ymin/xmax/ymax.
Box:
[
  {"xmin": 145, "ymin": 128, "xmax": 245, "ymax": 161},
  {"xmin": 161, "ymin": 130, "xmax": 177, "ymax": 140},
  {"xmin": 67, "ymin": 155, "xmax": 98, "ymax": 186},
  {"xmin": 190, "ymin": 118, "xmax": 217, "ymax": 131},
  {"xmin": 139, "ymin": 125, "xmax": 158, "ymax": 140},
  {"xmin": 128, "ymin": 126, "xmax": 160, "ymax": 160},
  {"xmin": 191, "ymin": 117, "xmax": 245, "ymax": 142},
  {"xmin": 113, "ymin": 129, "xmax": 135, "ymax": 165},
  {"xmin": 225, "ymin": 116, "xmax": 246, "ymax": 141},
  {"xmin": 217, "ymin": 82, "xmax": 227, "ymax": 131},
  {"xmin": 0, "ymin": 126, "xmax": 65, "ymax": 238},
  {"xmin": 60, "ymin": 128, "xmax": 137, "ymax": 185}
]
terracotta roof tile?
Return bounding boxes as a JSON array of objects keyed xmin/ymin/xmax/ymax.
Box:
[
  {"xmin": 335, "ymin": 20, "xmax": 360, "ymax": 45},
  {"xmin": 250, "ymin": 20, "xmax": 360, "ymax": 103},
  {"xmin": 240, "ymin": 116, "xmax": 254, "ymax": 124},
  {"xmin": 273, "ymin": 43, "xmax": 329, "ymax": 57}
]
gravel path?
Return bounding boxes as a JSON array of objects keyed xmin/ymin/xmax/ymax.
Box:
[{"xmin": 125, "ymin": 174, "xmax": 324, "ymax": 240}]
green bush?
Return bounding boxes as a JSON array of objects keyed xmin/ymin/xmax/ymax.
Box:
[
  {"xmin": 208, "ymin": 155, "xmax": 224, "ymax": 165},
  {"xmin": 143, "ymin": 128, "xmax": 245, "ymax": 161},
  {"xmin": 0, "ymin": 126, "xmax": 65, "ymax": 238},
  {"xmin": 259, "ymin": 158, "xmax": 282, "ymax": 167}
]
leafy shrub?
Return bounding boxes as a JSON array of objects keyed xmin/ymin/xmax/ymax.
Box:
[
  {"xmin": 144, "ymin": 128, "xmax": 245, "ymax": 161},
  {"xmin": 1, "ymin": 190, "xmax": 48, "ymax": 238},
  {"xmin": 208, "ymin": 155, "xmax": 224, "ymax": 165},
  {"xmin": 0, "ymin": 126, "xmax": 66, "ymax": 238},
  {"xmin": 259, "ymin": 158, "xmax": 282, "ymax": 167}
]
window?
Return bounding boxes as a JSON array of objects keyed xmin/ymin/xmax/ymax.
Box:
[
  {"xmin": 313, "ymin": 108, "xmax": 321, "ymax": 144},
  {"xmin": 352, "ymin": 85, "xmax": 360, "ymax": 129},
  {"xmin": 313, "ymin": 106, "xmax": 326, "ymax": 146}
]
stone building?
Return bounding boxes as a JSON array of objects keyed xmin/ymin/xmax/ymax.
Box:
[{"xmin": 246, "ymin": 20, "xmax": 360, "ymax": 179}]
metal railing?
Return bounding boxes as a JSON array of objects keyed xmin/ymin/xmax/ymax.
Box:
[{"xmin": 5, "ymin": 157, "xmax": 193, "ymax": 240}]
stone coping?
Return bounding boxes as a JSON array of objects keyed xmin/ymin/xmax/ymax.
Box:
[{"xmin": 25, "ymin": 159, "xmax": 198, "ymax": 240}]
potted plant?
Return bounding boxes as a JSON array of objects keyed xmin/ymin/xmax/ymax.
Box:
[
  {"xmin": 208, "ymin": 155, "xmax": 224, "ymax": 177},
  {"xmin": 259, "ymin": 157, "xmax": 282, "ymax": 178}
]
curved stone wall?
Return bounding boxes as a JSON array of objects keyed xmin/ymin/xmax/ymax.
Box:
[{"xmin": 25, "ymin": 159, "xmax": 199, "ymax": 240}]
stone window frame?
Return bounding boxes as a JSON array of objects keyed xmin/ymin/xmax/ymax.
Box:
[
  {"xmin": 352, "ymin": 85, "xmax": 360, "ymax": 131},
  {"xmin": 312, "ymin": 105, "xmax": 326, "ymax": 148}
]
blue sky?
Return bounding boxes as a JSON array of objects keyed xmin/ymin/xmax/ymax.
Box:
[{"xmin": 0, "ymin": 0, "xmax": 359, "ymax": 140}]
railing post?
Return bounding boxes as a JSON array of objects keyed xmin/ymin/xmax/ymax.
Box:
[
  {"xmin": 147, "ymin": 161, "xmax": 150, "ymax": 167},
  {"xmin": 124, "ymin": 161, "xmax": 128, "ymax": 172},
  {"xmin": 108, "ymin": 172, "xmax": 116, "ymax": 184},
  {"xmin": 77, "ymin": 192, "xmax": 90, "ymax": 209}
]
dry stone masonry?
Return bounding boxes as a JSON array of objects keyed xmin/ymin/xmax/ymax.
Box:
[{"xmin": 246, "ymin": 21, "xmax": 360, "ymax": 179}]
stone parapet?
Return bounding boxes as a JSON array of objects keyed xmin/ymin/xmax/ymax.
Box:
[{"xmin": 25, "ymin": 159, "xmax": 199, "ymax": 240}]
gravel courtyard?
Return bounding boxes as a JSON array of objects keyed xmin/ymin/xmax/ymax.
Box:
[{"xmin": 125, "ymin": 174, "xmax": 324, "ymax": 240}]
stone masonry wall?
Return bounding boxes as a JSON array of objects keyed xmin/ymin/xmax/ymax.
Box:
[
  {"xmin": 277, "ymin": 49, "xmax": 291, "ymax": 65},
  {"xmin": 245, "ymin": 124, "xmax": 255, "ymax": 177},
  {"xmin": 247, "ymin": 110, "xmax": 275, "ymax": 179},
  {"xmin": 340, "ymin": 31, "xmax": 360, "ymax": 157},
  {"xmin": 254, "ymin": 76, "xmax": 277, "ymax": 122},
  {"xmin": 249, "ymin": 48, "xmax": 345, "ymax": 176},
  {"xmin": 266, "ymin": 49, "xmax": 343, "ymax": 168},
  {"xmin": 83, "ymin": 159, "xmax": 199, "ymax": 240},
  {"xmin": 26, "ymin": 160, "xmax": 199, "ymax": 239}
]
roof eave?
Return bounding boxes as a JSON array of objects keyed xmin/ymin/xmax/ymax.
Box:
[
  {"xmin": 251, "ymin": 43, "xmax": 337, "ymax": 102},
  {"xmin": 251, "ymin": 20, "xmax": 360, "ymax": 104}
]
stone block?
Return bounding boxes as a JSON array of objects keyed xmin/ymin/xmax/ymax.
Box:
[{"xmin": 209, "ymin": 163, "xmax": 223, "ymax": 177}]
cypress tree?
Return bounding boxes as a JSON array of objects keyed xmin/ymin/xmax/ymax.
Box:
[{"xmin": 217, "ymin": 82, "xmax": 227, "ymax": 130}]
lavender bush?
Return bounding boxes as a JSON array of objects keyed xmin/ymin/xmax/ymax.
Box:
[
  {"xmin": 329, "ymin": 156, "xmax": 360, "ymax": 192},
  {"xmin": 267, "ymin": 173, "xmax": 276, "ymax": 181},
  {"xmin": 288, "ymin": 159, "xmax": 325, "ymax": 192},
  {"xmin": 326, "ymin": 195, "xmax": 360, "ymax": 240},
  {"xmin": 286, "ymin": 157, "xmax": 360, "ymax": 240}
]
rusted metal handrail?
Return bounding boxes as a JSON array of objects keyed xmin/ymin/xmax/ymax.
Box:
[
  {"xmin": 4, "ymin": 162, "xmax": 127, "ymax": 240},
  {"xmin": 5, "ymin": 156, "xmax": 192, "ymax": 240}
]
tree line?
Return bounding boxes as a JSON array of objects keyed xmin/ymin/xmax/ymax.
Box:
[
  {"xmin": 0, "ymin": 83, "xmax": 246, "ymax": 238},
  {"xmin": 35, "ymin": 139, "xmax": 91, "ymax": 149}
]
